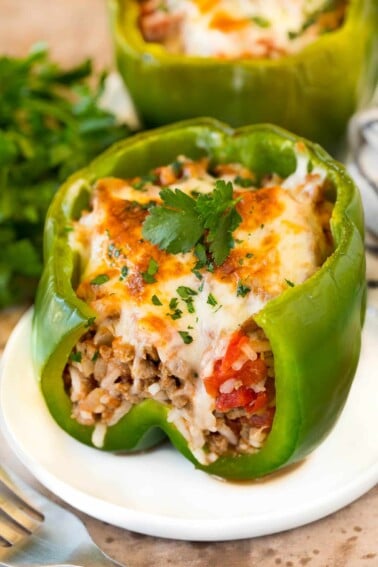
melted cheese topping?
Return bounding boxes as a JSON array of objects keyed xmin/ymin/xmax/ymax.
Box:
[
  {"xmin": 140, "ymin": 0, "xmax": 346, "ymax": 58},
  {"xmin": 71, "ymin": 151, "xmax": 331, "ymax": 407}
]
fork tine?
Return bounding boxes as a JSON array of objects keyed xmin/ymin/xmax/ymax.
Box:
[
  {"xmin": 0, "ymin": 468, "xmax": 41, "ymax": 517},
  {"xmin": 0, "ymin": 514, "xmax": 27, "ymax": 547},
  {"xmin": 0, "ymin": 467, "xmax": 43, "ymax": 545},
  {"xmin": 0, "ymin": 493, "xmax": 41, "ymax": 533}
]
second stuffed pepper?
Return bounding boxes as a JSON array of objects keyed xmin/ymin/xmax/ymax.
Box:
[{"xmin": 110, "ymin": 0, "xmax": 378, "ymax": 152}]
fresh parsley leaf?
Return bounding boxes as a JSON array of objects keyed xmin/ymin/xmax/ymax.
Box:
[
  {"xmin": 179, "ymin": 330, "xmax": 193, "ymax": 344},
  {"xmin": 152, "ymin": 294, "xmax": 163, "ymax": 305},
  {"xmin": 142, "ymin": 258, "xmax": 159, "ymax": 283},
  {"xmin": 250, "ymin": 16, "xmax": 271, "ymax": 27},
  {"xmin": 234, "ymin": 175, "xmax": 255, "ymax": 188},
  {"xmin": 132, "ymin": 172, "xmax": 158, "ymax": 191},
  {"xmin": 176, "ymin": 286, "xmax": 197, "ymax": 299},
  {"xmin": 196, "ymin": 180, "xmax": 242, "ymax": 265},
  {"xmin": 207, "ymin": 293, "xmax": 218, "ymax": 307},
  {"xmin": 142, "ymin": 179, "xmax": 242, "ymax": 267},
  {"xmin": 69, "ymin": 351, "xmax": 82, "ymax": 363},
  {"xmin": 119, "ymin": 265, "xmax": 129, "ymax": 281},
  {"xmin": 90, "ymin": 274, "xmax": 110, "ymax": 286},
  {"xmin": 85, "ymin": 316, "xmax": 96, "ymax": 328},
  {"xmin": 91, "ymin": 350, "xmax": 100, "ymax": 362},
  {"xmin": 0, "ymin": 45, "xmax": 129, "ymax": 307},
  {"xmin": 236, "ymin": 281, "xmax": 251, "ymax": 297},
  {"xmin": 142, "ymin": 188, "xmax": 202, "ymax": 254}
]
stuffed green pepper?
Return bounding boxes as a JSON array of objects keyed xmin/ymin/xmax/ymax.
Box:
[
  {"xmin": 32, "ymin": 118, "xmax": 365, "ymax": 480},
  {"xmin": 110, "ymin": 0, "xmax": 377, "ymax": 151}
]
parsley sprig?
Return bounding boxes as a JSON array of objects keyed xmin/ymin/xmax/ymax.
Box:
[
  {"xmin": 142, "ymin": 180, "xmax": 242, "ymax": 267},
  {"xmin": 0, "ymin": 44, "xmax": 129, "ymax": 307}
]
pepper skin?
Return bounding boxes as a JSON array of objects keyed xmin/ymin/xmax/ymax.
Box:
[
  {"xmin": 32, "ymin": 118, "xmax": 366, "ymax": 480},
  {"xmin": 109, "ymin": 0, "xmax": 377, "ymax": 153}
]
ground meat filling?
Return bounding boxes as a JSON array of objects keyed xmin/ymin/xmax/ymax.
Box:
[{"xmin": 64, "ymin": 319, "xmax": 275, "ymax": 458}]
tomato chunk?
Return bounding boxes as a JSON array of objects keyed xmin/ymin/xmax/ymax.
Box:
[
  {"xmin": 204, "ymin": 330, "xmax": 268, "ymax": 402},
  {"xmin": 216, "ymin": 386, "xmax": 255, "ymax": 412}
]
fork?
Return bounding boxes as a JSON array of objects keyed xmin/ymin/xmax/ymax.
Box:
[{"xmin": 0, "ymin": 465, "xmax": 124, "ymax": 566}]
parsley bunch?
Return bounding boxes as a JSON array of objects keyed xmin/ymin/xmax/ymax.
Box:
[
  {"xmin": 0, "ymin": 44, "xmax": 129, "ymax": 307},
  {"xmin": 142, "ymin": 179, "xmax": 242, "ymax": 267}
]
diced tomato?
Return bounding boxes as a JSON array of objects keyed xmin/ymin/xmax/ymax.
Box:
[
  {"xmin": 216, "ymin": 386, "xmax": 255, "ymax": 412},
  {"xmin": 220, "ymin": 331, "xmax": 249, "ymax": 374},
  {"xmin": 247, "ymin": 391, "xmax": 268, "ymax": 413},
  {"xmin": 233, "ymin": 359, "xmax": 268, "ymax": 387},
  {"xmin": 204, "ymin": 330, "xmax": 268, "ymax": 399}
]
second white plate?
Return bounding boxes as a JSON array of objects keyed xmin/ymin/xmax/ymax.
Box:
[{"xmin": 1, "ymin": 308, "xmax": 377, "ymax": 541}]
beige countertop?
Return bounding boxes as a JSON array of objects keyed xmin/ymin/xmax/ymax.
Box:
[{"xmin": 0, "ymin": 1, "xmax": 377, "ymax": 566}]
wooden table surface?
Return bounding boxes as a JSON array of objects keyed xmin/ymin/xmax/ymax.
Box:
[{"xmin": 0, "ymin": 1, "xmax": 377, "ymax": 566}]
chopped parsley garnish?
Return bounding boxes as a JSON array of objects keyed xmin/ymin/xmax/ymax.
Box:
[
  {"xmin": 70, "ymin": 351, "xmax": 82, "ymax": 363},
  {"xmin": 142, "ymin": 258, "xmax": 159, "ymax": 284},
  {"xmin": 90, "ymin": 274, "xmax": 110, "ymax": 286},
  {"xmin": 177, "ymin": 286, "xmax": 197, "ymax": 314},
  {"xmin": 108, "ymin": 243, "xmax": 121, "ymax": 259},
  {"xmin": 177, "ymin": 286, "xmax": 197, "ymax": 299},
  {"xmin": 179, "ymin": 331, "xmax": 193, "ymax": 344},
  {"xmin": 167, "ymin": 297, "xmax": 182, "ymax": 319},
  {"xmin": 250, "ymin": 16, "xmax": 271, "ymax": 28},
  {"xmin": 142, "ymin": 179, "xmax": 242, "ymax": 268},
  {"xmin": 237, "ymin": 281, "xmax": 251, "ymax": 297},
  {"xmin": 234, "ymin": 175, "xmax": 255, "ymax": 188},
  {"xmin": 0, "ymin": 45, "xmax": 129, "ymax": 308},
  {"xmin": 169, "ymin": 297, "xmax": 178, "ymax": 309},
  {"xmin": 168, "ymin": 308, "xmax": 183, "ymax": 320},
  {"xmin": 171, "ymin": 159, "xmax": 183, "ymax": 176},
  {"xmin": 285, "ymin": 279, "xmax": 295, "ymax": 287},
  {"xmin": 91, "ymin": 350, "xmax": 100, "ymax": 362},
  {"xmin": 207, "ymin": 293, "xmax": 218, "ymax": 307},
  {"xmin": 152, "ymin": 294, "xmax": 163, "ymax": 306},
  {"xmin": 246, "ymin": 252, "xmax": 254, "ymax": 258},
  {"xmin": 132, "ymin": 172, "xmax": 159, "ymax": 191},
  {"xmin": 119, "ymin": 265, "xmax": 129, "ymax": 281},
  {"xmin": 85, "ymin": 316, "xmax": 96, "ymax": 328}
]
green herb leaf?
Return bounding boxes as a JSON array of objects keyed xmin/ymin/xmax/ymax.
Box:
[
  {"xmin": 178, "ymin": 331, "xmax": 193, "ymax": 344},
  {"xmin": 85, "ymin": 316, "xmax": 96, "ymax": 328},
  {"xmin": 236, "ymin": 281, "xmax": 251, "ymax": 297},
  {"xmin": 177, "ymin": 286, "xmax": 197, "ymax": 299},
  {"xmin": 142, "ymin": 257, "xmax": 159, "ymax": 284},
  {"xmin": 152, "ymin": 294, "xmax": 163, "ymax": 305},
  {"xmin": 69, "ymin": 351, "xmax": 82, "ymax": 363},
  {"xmin": 90, "ymin": 274, "xmax": 110, "ymax": 286},
  {"xmin": 197, "ymin": 180, "xmax": 242, "ymax": 265},
  {"xmin": 285, "ymin": 279, "xmax": 295, "ymax": 287},
  {"xmin": 234, "ymin": 175, "xmax": 255, "ymax": 188},
  {"xmin": 0, "ymin": 45, "xmax": 129, "ymax": 307},
  {"xmin": 207, "ymin": 293, "xmax": 218, "ymax": 307},
  {"xmin": 250, "ymin": 16, "xmax": 271, "ymax": 27},
  {"xmin": 142, "ymin": 180, "xmax": 242, "ymax": 268},
  {"xmin": 142, "ymin": 188, "xmax": 202, "ymax": 254}
]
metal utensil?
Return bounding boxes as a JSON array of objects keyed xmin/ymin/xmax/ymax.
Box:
[{"xmin": 0, "ymin": 465, "xmax": 124, "ymax": 566}]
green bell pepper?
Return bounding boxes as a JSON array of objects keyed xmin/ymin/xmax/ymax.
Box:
[
  {"xmin": 109, "ymin": 0, "xmax": 377, "ymax": 153},
  {"xmin": 32, "ymin": 118, "xmax": 365, "ymax": 480}
]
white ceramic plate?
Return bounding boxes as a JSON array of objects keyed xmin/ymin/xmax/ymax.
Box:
[{"xmin": 1, "ymin": 308, "xmax": 377, "ymax": 542}]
